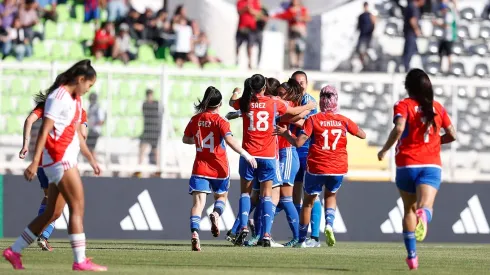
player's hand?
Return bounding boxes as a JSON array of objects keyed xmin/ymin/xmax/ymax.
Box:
[
  {"xmin": 232, "ymin": 88, "xmax": 241, "ymax": 95},
  {"xmin": 273, "ymin": 125, "xmax": 289, "ymax": 136},
  {"xmin": 225, "ymin": 111, "xmax": 240, "ymax": 120},
  {"xmin": 377, "ymin": 149, "xmax": 387, "ymax": 161},
  {"xmin": 24, "ymin": 162, "xmax": 38, "ymax": 181},
  {"xmin": 19, "ymin": 146, "xmax": 28, "ymax": 159},
  {"xmin": 247, "ymin": 156, "xmax": 257, "ymax": 169},
  {"xmin": 90, "ymin": 160, "xmax": 101, "ymax": 176},
  {"xmin": 306, "ymin": 101, "xmax": 316, "ymax": 110}
]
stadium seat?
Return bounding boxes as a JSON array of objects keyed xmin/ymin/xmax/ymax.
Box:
[
  {"xmin": 7, "ymin": 116, "xmax": 21, "ymax": 134},
  {"xmin": 474, "ymin": 63, "xmax": 489, "ymax": 77},
  {"xmin": 480, "ymin": 25, "xmax": 490, "ymax": 39},
  {"xmin": 10, "ymin": 78, "xmax": 25, "ymax": 95},
  {"xmin": 80, "ymin": 23, "xmax": 95, "ymax": 41},
  {"xmin": 138, "ymin": 45, "xmax": 155, "ymax": 62},
  {"xmin": 56, "ymin": 4, "xmax": 70, "ymax": 22},
  {"xmin": 452, "ymin": 41, "xmax": 464, "ymax": 55},
  {"xmin": 75, "ymin": 5, "xmax": 84, "ymax": 22},
  {"xmin": 28, "ymin": 79, "xmax": 42, "ymax": 95},
  {"xmin": 68, "ymin": 43, "xmax": 85, "ymax": 60},
  {"xmin": 457, "ymin": 25, "xmax": 470, "ymax": 40},
  {"xmin": 203, "ymin": 63, "xmax": 221, "ymax": 70},
  {"xmin": 44, "ymin": 21, "xmax": 58, "ymax": 39},
  {"xmin": 182, "ymin": 63, "xmax": 200, "ymax": 69},
  {"xmin": 450, "ymin": 62, "xmax": 465, "ymax": 76},
  {"xmin": 111, "ymin": 99, "xmax": 125, "ymax": 116},
  {"xmin": 32, "ymin": 41, "xmax": 48, "ymax": 59},
  {"xmin": 384, "ymin": 22, "xmax": 398, "ymax": 36},
  {"xmin": 472, "ymin": 43, "xmax": 489, "ymax": 56},
  {"xmin": 133, "ymin": 117, "xmax": 143, "ymax": 138},
  {"xmin": 460, "ymin": 8, "xmax": 476, "ymax": 21},
  {"xmin": 432, "ymin": 25, "xmax": 444, "ymax": 38},
  {"xmin": 51, "ymin": 43, "xmax": 66, "ymax": 60},
  {"xmin": 127, "ymin": 101, "xmax": 142, "ymax": 116},
  {"xmin": 1, "ymin": 97, "xmax": 14, "ymax": 114},
  {"xmin": 61, "ymin": 22, "xmax": 77, "ymax": 40},
  {"xmin": 425, "ymin": 61, "xmax": 440, "ymax": 75},
  {"xmin": 17, "ymin": 97, "xmax": 33, "ymax": 115}
]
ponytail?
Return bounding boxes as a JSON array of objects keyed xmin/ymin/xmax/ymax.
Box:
[
  {"xmin": 239, "ymin": 74, "xmax": 266, "ymax": 114},
  {"xmin": 265, "ymin": 77, "xmax": 280, "ymax": 96},
  {"xmin": 405, "ymin": 69, "xmax": 436, "ymax": 130},
  {"xmin": 194, "ymin": 86, "xmax": 222, "ymax": 113},
  {"xmin": 34, "ymin": 59, "xmax": 96, "ymax": 105},
  {"xmin": 283, "ymin": 78, "xmax": 303, "ymax": 106}
]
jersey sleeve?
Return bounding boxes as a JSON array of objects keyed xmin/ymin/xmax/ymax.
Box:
[
  {"xmin": 81, "ymin": 109, "xmax": 88, "ymax": 126},
  {"xmin": 184, "ymin": 119, "xmax": 194, "ymax": 137},
  {"xmin": 31, "ymin": 104, "xmax": 44, "ymax": 118},
  {"xmin": 218, "ymin": 117, "xmax": 232, "ymax": 137},
  {"xmin": 393, "ymin": 100, "xmax": 408, "ymax": 123},
  {"xmin": 301, "ymin": 117, "xmax": 314, "ymax": 137},
  {"xmin": 276, "ymin": 99, "xmax": 288, "ymax": 116},
  {"xmin": 232, "ymin": 99, "xmax": 241, "ymax": 110},
  {"xmin": 440, "ymin": 106, "xmax": 452, "ymax": 128},
  {"xmin": 44, "ymin": 96, "xmax": 66, "ymax": 122},
  {"xmin": 345, "ymin": 117, "xmax": 360, "ymax": 136}
]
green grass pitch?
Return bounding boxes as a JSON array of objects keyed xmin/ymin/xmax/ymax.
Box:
[{"xmin": 0, "ymin": 239, "xmax": 489, "ymax": 274}]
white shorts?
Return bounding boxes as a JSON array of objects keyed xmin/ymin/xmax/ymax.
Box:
[{"xmin": 43, "ymin": 160, "xmax": 77, "ymax": 185}]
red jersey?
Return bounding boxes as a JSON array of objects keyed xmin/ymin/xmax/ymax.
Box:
[
  {"xmin": 273, "ymin": 6, "xmax": 309, "ymax": 28},
  {"xmin": 184, "ymin": 111, "xmax": 232, "ymax": 179},
  {"xmin": 93, "ymin": 29, "xmax": 114, "ymax": 52},
  {"xmin": 278, "ymin": 100, "xmax": 296, "ymax": 150},
  {"xmin": 233, "ymin": 95, "xmax": 288, "ymax": 158},
  {"xmin": 393, "ymin": 98, "xmax": 452, "ymax": 167},
  {"xmin": 32, "ymin": 104, "xmax": 88, "ymax": 124},
  {"xmin": 237, "ymin": 0, "xmax": 261, "ymax": 30},
  {"xmin": 302, "ymin": 112, "xmax": 359, "ymax": 175}
]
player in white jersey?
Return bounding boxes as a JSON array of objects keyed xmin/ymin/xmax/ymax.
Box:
[{"xmin": 2, "ymin": 60, "xmax": 107, "ymax": 272}]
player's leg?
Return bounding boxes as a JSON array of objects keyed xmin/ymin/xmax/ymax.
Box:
[
  {"xmin": 57, "ymin": 167, "xmax": 106, "ymax": 271},
  {"xmin": 309, "ymin": 196, "xmax": 322, "ymax": 246},
  {"xmin": 209, "ymin": 178, "xmax": 230, "ymax": 238},
  {"xmin": 236, "ymin": 156, "xmax": 254, "ymax": 245},
  {"xmin": 296, "ymin": 172, "xmax": 323, "ymax": 247},
  {"xmin": 323, "ymin": 176, "xmax": 343, "ymax": 247},
  {"xmin": 396, "ymin": 167, "xmax": 419, "ymax": 270},
  {"xmin": 259, "ymin": 159, "xmax": 278, "ymax": 247},
  {"xmin": 280, "ymin": 148, "xmax": 300, "ymax": 247},
  {"xmin": 3, "ymin": 183, "xmax": 65, "ymax": 269},
  {"xmin": 188, "ymin": 176, "xmax": 211, "ymax": 251},
  {"xmin": 414, "ymin": 167, "xmax": 441, "ymax": 242},
  {"xmin": 36, "ymin": 168, "xmax": 57, "ymax": 250},
  {"xmin": 293, "ymin": 157, "xmax": 306, "ymax": 214}
]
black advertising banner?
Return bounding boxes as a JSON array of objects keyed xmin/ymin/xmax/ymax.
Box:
[{"xmin": 2, "ymin": 175, "xmax": 490, "ymax": 243}]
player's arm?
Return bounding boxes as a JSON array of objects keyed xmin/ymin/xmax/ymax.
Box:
[
  {"xmin": 229, "ymin": 88, "xmax": 241, "ymax": 107},
  {"xmin": 224, "ymin": 134, "xmax": 257, "ymax": 168},
  {"xmin": 225, "ymin": 110, "xmax": 242, "ymax": 120},
  {"xmin": 78, "ymin": 123, "xmax": 88, "ymax": 141},
  {"xmin": 280, "ymin": 109, "xmax": 310, "ymax": 123},
  {"xmin": 182, "ymin": 135, "xmax": 195, "ymax": 144},
  {"xmin": 284, "ymin": 101, "xmax": 316, "ymax": 116},
  {"xmin": 274, "ymin": 124, "xmax": 309, "ymax": 148},
  {"xmin": 20, "ymin": 112, "xmax": 40, "ymax": 159},
  {"xmin": 355, "ymin": 127, "xmax": 367, "ymax": 139},
  {"xmin": 441, "ymin": 125, "xmax": 456, "ymax": 144},
  {"xmin": 78, "ymin": 122, "xmax": 101, "ymax": 175},
  {"xmin": 24, "ymin": 117, "xmax": 54, "ymax": 181},
  {"xmin": 378, "ymin": 116, "xmax": 406, "ymax": 161}
]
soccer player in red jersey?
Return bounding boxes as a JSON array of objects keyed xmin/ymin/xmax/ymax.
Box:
[
  {"xmin": 3, "ymin": 60, "xmax": 106, "ymax": 271},
  {"xmin": 230, "ymin": 74, "xmax": 314, "ymax": 247},
  {"xmin": 276, "ymin": 85, "xmax": 366, "ymax": 248},
  {"xmin": 378, "ymin": 69, "xmax": 456, "ymax": 270},
  {"xmin": 183, "ymin": 86, "xmax": 256, "ymax": 251},
  {"xmin": 19, "ymin": 104, "xmax": 88, "ymax": 251}
]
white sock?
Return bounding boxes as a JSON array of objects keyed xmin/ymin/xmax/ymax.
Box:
[
  {"xmin": 11, "ymin": 228, "xmax": 36, "ymax": 253},
  {"xmin": 69, "ymin": 233, "xmax": 86, "ymax": 263}
]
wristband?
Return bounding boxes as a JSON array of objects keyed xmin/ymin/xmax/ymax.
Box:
[{"xmin": 240, "ymin": 150, "xmax": 252, "ymax": 159}]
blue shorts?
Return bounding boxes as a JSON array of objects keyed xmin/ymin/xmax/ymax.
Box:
[
  {"xmin": 37, "ymin": 167, "xmax": 49, "ymax": 189},
  {"xmin": 295, "ymin": 157, "xmax": 307, "ymax": 183},
  {"xmin": 189, "ymin": 176, "xmax": 230, "ymax": 195},
  {"xmin": 304, "ymin": 172, "xmax": 344, "ymax": 195},
  {"xmin": 239, "ymin": 156, "xmax": 276, "ymax": 183},
  {"xmin": 85, "ymin": 8, "xmax": 100, "ymax": 23},
  {"xmin": 396, "ymin": 167, "xmax": 441, "ymax": 194},
  {"xmin": 252, "ymin": 158, "xmax": 282, "ymax": 191},
  {"xmin": 279, "ymin": 147, "xmax": 299, "ymax": 186}
]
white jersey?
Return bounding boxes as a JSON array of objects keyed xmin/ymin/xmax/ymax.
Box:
[{"xmin": 42, "ymin": 86, "xmax": 82, "ymax": 168}]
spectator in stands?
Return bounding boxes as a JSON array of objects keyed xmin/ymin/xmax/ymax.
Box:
[
  {"xmin": 137, "ymin": 89, "xmax": 162, "ymax": 177},
  {"xmin": 136, "ymin": 7, "xmax": 156, "ymax": 42},
  {"xmin": 153, "ymin": 9, "xmax": 170, "ymax": 47},
  {"xmin": 236, "ymin": 0, "xmax": 262, "ymax": 69},
  {"xmin": 273, "ymin": 0, "xmax": 311, "ymax": 69},
  {"xmin": 433, "ymin": 3, "xmax": 457, "ymax": 74},
  {"xmin": 171, "ymin": 5, "xmax": 190, "ymax": 28},
  {"xmin": 84, "ymin": 0, "xmax": 100, "ymax": 24},
  {"xmin": 195, "ymin": 32, "xmax": 221, "ymax": 67},
  {"xmin": 106, "ymin": 0, "xmax": 128, "ymax": 22},
  {"xmin": 112, "ymin": 23, "xmax": 135, "ymax": 64},
  {"xmin": 256, "ymin": 6, "xmax": 268, "ymax": 65},
  {"xmin": 402, "ymin": 0, "xmax": 424, "ymax": 72},
  {"xmin": 37, "ymin": 0, "xmax": 57, "ymax": 22},
  {"xmin": 356, "ymin": 2, "xmax": 376, "ymax": 66},
  {"xmin": 0, "ymin": 0, "xmax": 18, "ymax": 30},
  {"xmin": 19, "ymin": 0, "xmax": 42, "ymax": 42},
  {"xmin": 93, "ymin": 21, "xmax": 115, "ymax": 60},
  {"xmin": 484, "ymin": 0, "xmax": 490, "ymax": 20},
  {"xmin": 123, "ymin": 8, "xmax": 145, "ymax": 40},
  {"xmin": 87, "ymin": 93, "xmax": 105, "ymax": 155},
  {"xmin": 173, "ymin": 16, "xmax": 199, "ymax": 68},
  {"xmin": 5, "ymin": 16, "xmax": 32, "ymax": 61}
]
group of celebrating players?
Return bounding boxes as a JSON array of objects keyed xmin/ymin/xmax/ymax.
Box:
[{"xmin": 1, "ymin": 59, "xmax": 456, "ymax": 272}]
